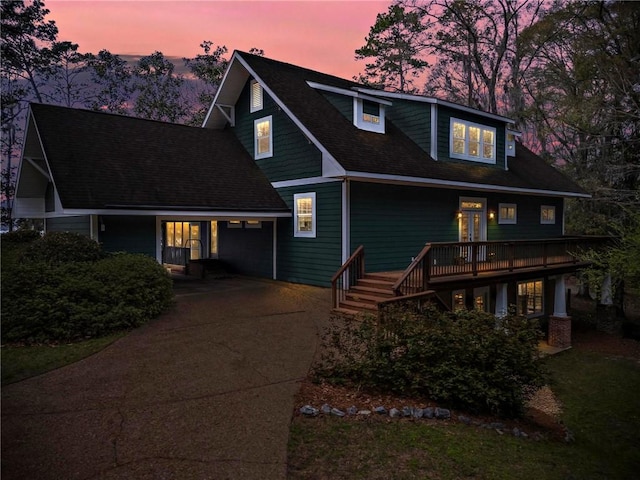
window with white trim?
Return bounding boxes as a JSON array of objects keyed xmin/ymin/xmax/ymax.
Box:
[
  {"xmin": 517, "ymin": 280, "xmax": 544, "ymax": 316},
  {"xmin": 254, "ymin": 116, "xmax": 272, "ymax": 159},
  {"xmin": 353, "ymin": 98, "xmax": 385, "ymax": 133},
  {"xmin": 450, "ymin": 118, "xmax": 496, "ymax": 163},
  {"xmin": 250, "ymin": 80, "xmax": 263, "ymax": 112},
  {"xmin": 540, "ymin": 205, "xmax": 556, "ymax": 224},
  {"xmin": 293, "ymin": 192, "xmax": 316, "ymax": 238},
  {"xmin": 498, "ymin": 203, "xmax": 517, "ymax": 224}
]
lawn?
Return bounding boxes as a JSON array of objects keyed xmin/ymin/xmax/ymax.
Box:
[
  {"xmin": 1, "ymin": 333, "xmax": 125, "ymax": 385},
  {"xmin": 288, "ymin": 341, "xmax": 640, "ymax": 479}
]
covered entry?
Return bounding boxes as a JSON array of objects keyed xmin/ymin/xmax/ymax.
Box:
[{"xmin": 159, "ymin": 217, "xmax": 279, "ymax": 279}]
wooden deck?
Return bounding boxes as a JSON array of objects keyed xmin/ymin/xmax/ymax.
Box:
[{"xmin": 331, "ymin": 237, "xmax": 608, "ymax": 315}]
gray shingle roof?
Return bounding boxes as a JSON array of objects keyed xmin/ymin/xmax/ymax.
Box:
[
  {"xmin": 30, "ymin": 103, "xmax": 289, "ymax": 212},
  {"xmin": 238, "ymin": 51, "xmax": 587, "ymax": 196}
]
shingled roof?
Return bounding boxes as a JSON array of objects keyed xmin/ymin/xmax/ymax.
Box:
[
  {"xmin": 29, "ymin": 103, "xmax": 289, "ymax": 213},
  {"xmin": 236, "ymin": 51, "xmax": 587, "ymax": 197}
]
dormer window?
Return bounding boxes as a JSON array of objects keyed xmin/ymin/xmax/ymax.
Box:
[
  {"xmin": 362, "ymin": 100, "xmax": 380, "ymax": 124},
  {"xmin": 250, "ymin": 80, "xmax": 263, "ymax": 112},
  {"xmin": 450, "ymin": 118, "xmax": 496, "ymax": 164},
  {"xmin": 354, "ymin": 97, "xmax": 386, "ymax": 133}
]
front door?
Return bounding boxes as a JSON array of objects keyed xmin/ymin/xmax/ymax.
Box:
[{"xmin": 459, "ymin": 198, "xmax": 487, "ymax": 261}]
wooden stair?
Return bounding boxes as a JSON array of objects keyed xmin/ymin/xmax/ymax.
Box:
[{"xmin": 334, "ymin": 272, "xmax": 398, "ymax": 316}]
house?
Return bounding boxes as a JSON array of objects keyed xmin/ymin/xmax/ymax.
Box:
[{"xmin": 14, "ymin": 50, "xmax": 597, "ymax": 343}]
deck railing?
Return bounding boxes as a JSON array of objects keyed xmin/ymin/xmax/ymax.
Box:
[
  {"xmin": 393, "ymin": 237, "xmax": 608, "ymax": 296},
  {"xmin": 392, "ymin": 244, "xmax": 432, "ymax": 296},
  {"xmin": 331, "ymin": 245, "xmax": 365, "ymax": 309},
  {"xmin": 162, "ymin": 246, "xmax": 190, "ymax": 266}
]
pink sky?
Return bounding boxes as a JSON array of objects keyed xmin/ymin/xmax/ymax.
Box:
[{"xmin": 46, "ymin": 0, "xmax": 391, "ymax": 80}]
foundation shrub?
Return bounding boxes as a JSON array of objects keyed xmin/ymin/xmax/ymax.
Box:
[
  {"xmin": 1, "ymin": 252, "xmax": 173, "ymax": 344},
  {"xmin": 317, "ymin": 305, "xmax": 547, "ymax": 417},
  {"xmin": 22, "ymin": 231, "xmax": 104, "ymax": 264}
]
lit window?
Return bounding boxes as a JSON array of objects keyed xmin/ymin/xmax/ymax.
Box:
[
  {"xmin": 473, "ymin": 287, "xmax": 489, "ymax": 312},
  {"xmin": 353, "ymin": 98, "xmax": 386, "ymax": 133},
  {"xmin": 210, "ymin": 221, "xmax": 218, "ymax": 257},
  {"xmin": 294, "ymin": 192, "xmax": 316, "ymax": 238},
  {"xmin": 452, "ymin": 290, "xmax": 465, "ymax": 311},
  {"xmin": 228, "ymin": 220, "xmax": 242, "ymax": 228},
  {"xmin": 517, "ymin": 280, "xmax": 544, "ymax": 316},
  {"xmin": 450, "ymin": 118, "xmax": 496, "ymax": 164},
  {"xmin": 250, "ymin": 80, "xmax": 263, "ymax": 112},
  {"xmin": 498, "ymin": 203, "xmax": 517, "ymax": 224},
  {"xmin": 246, "ymin": 220, "xmax": 262, "ymax": 229},
  {"xmin": 541, "ymin": 205, "xmax": 556, "ymax": 224},
  {"xmin": 254, "ymin": 116, "xmax": 272, "ymax": 159}
]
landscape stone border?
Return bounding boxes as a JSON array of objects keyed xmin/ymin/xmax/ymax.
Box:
[{"xmin": 299, "ymin": 403, "xmax": 542, "ymax": 440}]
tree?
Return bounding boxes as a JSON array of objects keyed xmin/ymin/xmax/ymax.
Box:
[
  {"xmin": 183, "ymin": 41, "xmax": 229, "ymax": 126},
  {"xmin": 519, "ymin": 1, "xmax": 640, "ymax": 234},
  {"xmin": 132, "ymin": 51, "xmax": 190, "ymax": 123},
  {"xmin": 355, "ymin": 4, "xmax": 429, "ymax": 93},
  {"xmin": 1, "ymin": 0, "xmax": 61, "ymax": 230},
  {"xmin": 85, "ymin": 50, "xmax": 134, "ymax": 114},
  {"xmin": 400, "ymin": 0, "xmax": 551, "ymax": 118}
]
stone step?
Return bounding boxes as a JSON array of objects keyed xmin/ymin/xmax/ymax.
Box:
[
  {"xmin": 345, "ymin": 291, "xmax": 392, "ymax": 305},
  {"xmin": 332, "ymin": 307, "xmax": 361, "ymax": 317}
]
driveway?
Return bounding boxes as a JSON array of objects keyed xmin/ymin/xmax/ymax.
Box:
[{"xmin": 1, "ymin": 277, "xmax": 331, "ymax": 479}]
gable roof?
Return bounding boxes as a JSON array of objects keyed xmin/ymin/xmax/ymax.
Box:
[
  {"xmin": 230, "ymin": 51, "xmax": 588, "ymax": 198},
  {"xmin": 27, "ymin": 103, "xmax": 289, "ymax": 214}
]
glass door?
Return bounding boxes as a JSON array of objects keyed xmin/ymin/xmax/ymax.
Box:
[{"xmin": 459, "ymin": 198, "xmax": 487, "ymax": 261}]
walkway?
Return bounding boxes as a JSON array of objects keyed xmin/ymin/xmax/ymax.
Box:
[{"xmin": 1, "ymin": 277, "xmax": 331, "ymax": 480}]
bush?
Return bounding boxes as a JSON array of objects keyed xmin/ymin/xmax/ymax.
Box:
[
  {"xmin": 317, "ymin": 305, "xmax": 547, "ymax": 417},
  {"xmin": 1, "ymin": 229, "xmax": 42, "ymax": 244},
  {"xmin": 22, "ymin": 231, "xmax": 104, "ymax": 264},
  {"xmin": 1, "ymin": 253, "xmax": 174, "ymax": 344}
]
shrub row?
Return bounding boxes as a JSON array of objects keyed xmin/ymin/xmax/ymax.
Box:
[
  {"xmin": 317, "ymin": 305, "xmax": 547, "ymax": 417},
  {"xmin": 1, "ymin": 232, "xmax": 174, "ymax": 344}
]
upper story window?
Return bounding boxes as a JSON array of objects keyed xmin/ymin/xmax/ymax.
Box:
[
  {"xmin": 254, "ymin": 116, "xmax": 272, "ymax": 159},
  {"xmin": 450, "ymin": 118, "xmax": 496, "ymax": 164},
  {"xmin": 250, "ymin": 80, "xmax": 263, "ymax": 112},
  {"xmin": 498, "ymin": 203, "xmax": 517, "ymax": 224},
  {"xmin": 294, "ymin": 192, "xmax": 316, "ymax": 238},
  {"xmin": 540, "ymin": 205, "xmax": 556, "ymax": 224},
  {"xmin": 354, "ymin": 98, "xmax": 386, "ymax": 134}
]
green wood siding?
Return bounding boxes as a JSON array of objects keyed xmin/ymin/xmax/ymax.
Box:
[
  {"xmin": 219, "ymin": 221, "xmax": 273, "ymax": 278},
  {"xmin": 350, "ymin": 183, "xmax": 565, "ymax": 272},
  {"xmin": 387, "ymin": 99, "xmax": 431, "ymax": 153},
  {"xmin": 350, "ymin": 182, "xmax": 459, "ymax": 272},
  {"xmin": 436, "ymin": 105, "xmax": 506, "ymax": 169},
  {"xmin": 487, "ymin": 195, "xmax": 564, "ymax": 240},
  {"xmin": 99, "ymin": 215, "xmax": 156, "ymax": 257},
  {"xmin": 233, "ymin": 79, "xmax": 322, "ymax": 182},
  {"xmin": 320, "ymin": 91, "xmax": 353, "ymax": 121},
  {"xmin": 46, "ymin": 216, "xmax": 90, "ymax": 236},
  {"xmin": 276, "ymin": 182, "xmax": 342, "ymax": 286}
]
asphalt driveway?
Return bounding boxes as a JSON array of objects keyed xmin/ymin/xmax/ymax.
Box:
[{"xmin": 1, "ymin": 277, "xmax": 331, "ymax": 479}]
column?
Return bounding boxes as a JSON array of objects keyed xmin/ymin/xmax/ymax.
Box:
[
  {"xmin": 549, "ymin": 275, "xmax": 571, "ymax": 349},
  {"xmin": 495, "ymin": 283, "xmax": 508, "ymax": 318}
]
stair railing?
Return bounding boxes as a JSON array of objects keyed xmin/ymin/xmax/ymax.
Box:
[
  {"xmin": 392, "ymin": 243, "xmax": 432, "ymax": 296},
  {"xmin": 331, "ymin": 245, "xmax": 365, "ymax": 309}
]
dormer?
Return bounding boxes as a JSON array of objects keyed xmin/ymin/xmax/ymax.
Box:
[
  {"xmin": 307, "ymin": 81, "xmax": 391, "ymax": 134},
  {"xmin": 353, "ymin": 96, "xmax": 388, "ymax": 133}
]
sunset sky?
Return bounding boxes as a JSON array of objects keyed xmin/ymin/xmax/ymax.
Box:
[{"xmin": 46, "ymin": 0, "xmax": 391, "ymax": 80}]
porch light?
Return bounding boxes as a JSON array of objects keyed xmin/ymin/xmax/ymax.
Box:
[
  {"xmin": 456, "ymin": 211, "xmax": 463, "ymax": 219},
  {"xmin": 488, "ymin": 210, "xmax": 495, "ymax": 220}
]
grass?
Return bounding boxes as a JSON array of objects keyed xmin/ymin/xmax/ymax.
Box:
[
  {"xmin": 1, "ymin": 333, "xmax": 125, "ymax": 385},
  {"xmin": 288, "ymin": 347, "xmax": 640, "ymax": 480}
]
